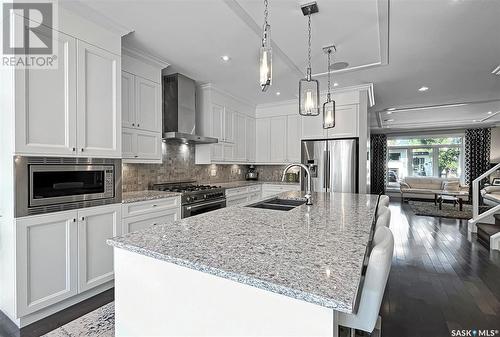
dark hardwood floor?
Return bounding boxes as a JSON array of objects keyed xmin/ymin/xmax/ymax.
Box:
[
  {"xmin": 1, "ymin": 202, "xmax": 499, "ymax": 337},
  {"xmin": 381, "ymin": 201, "xmax": 500, "ymax": 337}
]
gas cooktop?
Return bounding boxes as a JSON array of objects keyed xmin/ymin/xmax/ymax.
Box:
[{"xmin": 151, "ymin": 181, "xmax": 226, "ymax": 206}]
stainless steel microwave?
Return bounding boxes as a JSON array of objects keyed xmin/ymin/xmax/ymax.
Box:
[{"xmin": 15, "ymin": 156, "xmax": 122, "ymax": 217}]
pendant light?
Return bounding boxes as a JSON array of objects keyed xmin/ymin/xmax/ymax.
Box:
[
  {"xmin": 323, "ymin": 45, "xmax": 336, "ymax": 129},
  {"xmin": 299, "ymin": 2, "xmax": 320, "ymax": 116},
  {"xmin": 259, "ymin": 0, "xmax": 272, "ymax": 92}
]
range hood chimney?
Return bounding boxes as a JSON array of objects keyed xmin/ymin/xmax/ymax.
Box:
[{"xmin": 162, "ymin": 73, "xmax": 218, "ymax": 144}]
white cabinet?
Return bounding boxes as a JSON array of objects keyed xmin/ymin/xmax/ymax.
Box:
[
  {"xmin": 135, "ymin": 77, "xmax": 161, "ymax": 132},
  {"xmin": 77, "ymin": 205, "xmax": 121, "ymax": 292},
  {"xmin": 234, "ymin": 113, "xmax": 247, "ymax": 161},
  {"xmin": 223, "ymin": 143, "xmax": 234, "ymax": 161},
  {"xmin": 15, "ymin": 204, "xmax": 121, "ymax": 316},
  {"xmin": 261, "ymin": 184, "xmax": 301, "ymax": 198},
  {"xmin": 287, "ymin": 115, "xmax": 302, "ymax": 162},
  {"xmin": 123, "ymin": 129, "xmax": 162, "ymax": 160},
  {"xmin": 121, "ymin": 71, "xmax": 136, "ymax": 129},
  {"xmin": 256, "ymin": 118, "xmax": 271, "ymax": 163},
  {"xmin": 211, "ymin": 104, "xmax": 224, "ymax": 141},
  {"xmin": 246, "ymin": 117, "xmax": 256, "ymax": 162},
  {"xmin": 15, "ymin": 29, "xmax": 77, "ymax": 156},
  {"xmin": 301, "ymin": 114, "xmax": 325, "ymax": 140},
  {"xmin": 270, "ymin": 117, "xmax": 287, "ymax": 163},
  {"xmin": 77, "ymin": 41, "xmax": 121, "ymax": 158},
  {"xmin": 225, "ymin": 185, "xmax": 262, "ymax": 207},
  {"xmin": 122, "ymin": 197, "xmax": 181, "ymax": 234},
  {"xmin": 121, "ymin": 62, "xmax": 162, "ymax": 163},
  {"xmin": 224, "ymin": 109, "xmax": 234, "ymax": 143},
  {"xmin": 326, "ymin": 105, "xmax": 358, "ymax": 138},
  {"xmin": 16, "ymin": 211, "xmax": 78, "ymax": 316}
]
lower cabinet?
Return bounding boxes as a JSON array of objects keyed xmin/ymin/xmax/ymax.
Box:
[
  {"xmin": 121, "ymin": 197, "xmax": 181, "ymax": 234},
  {"xmin": 225, "ymin": 184, "xmax": 299, "ymax": 207},
  {"xmin": 261, "ymin": 184, "xmax": 301, "ymax": 198},
  {"xmin": 15, "ymin": 204, "xmax": 121, "ymax": 316},
  {"xmin": 77, "ymin": 205, "xmax": 122, "ymax": 292},
  {"xmin": 226, "ymin": 194, "xmax": 250, "ymax": 207}
]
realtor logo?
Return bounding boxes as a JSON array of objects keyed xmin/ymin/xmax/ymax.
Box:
[{"xmin": 1, "ymin": 1, "xmax": 58, "ymax": 69}]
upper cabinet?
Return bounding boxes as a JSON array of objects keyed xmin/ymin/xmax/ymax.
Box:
[
  {"xmin": 120, "ymin": 48, "xmax": 169, "ymax": 164},
  {"xmin": 13, "ymin": 13, "xmax": 123, "ymax": 158},
  {"xmin": 195, "ymin": 85, "xmax": 256, "ymax": 164},
  {"xmin": 77, "ymin": 41, "xmax": 121, "ymax": 158}
]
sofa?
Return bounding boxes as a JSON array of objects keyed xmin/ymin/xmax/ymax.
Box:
[
  {"xmin": 481, "ymin": 186, "xmax": 500, "ymax": 206},
  {"xmin": 399, "ymin": 177, "xmax": 469, "ymax": 201}
]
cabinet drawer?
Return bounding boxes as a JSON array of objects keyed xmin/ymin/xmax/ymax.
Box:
[
  {"xmin": 248, "ymin": 192, "xmax": 261, "ymax": 202},
  {"xmin": 122, "ymin": 209, "xmax": 179, "ymax": 234},
  {"xmin": 248, "ymin": 184, "xmax": 262, "ymax": 193},
  {"xmin": 226, "ymin": 187, "xmax": 249, "ymax": 197},
  {"xmin": 226, "ymin": 194, "xmax": 249, "ymax": 207},
  {"xmin": 122, "ymin": 197, "xmax": 180, "ymax": 218}
]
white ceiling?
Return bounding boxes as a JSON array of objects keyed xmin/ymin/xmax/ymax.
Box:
[{"xmin": 64, "ymin": 0, "xmax": 500, "ymax": 131}]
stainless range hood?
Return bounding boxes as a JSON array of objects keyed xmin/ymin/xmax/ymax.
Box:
[{"xmin": 162, "ymin": 73, "xmax": 218, "ymax": 144}]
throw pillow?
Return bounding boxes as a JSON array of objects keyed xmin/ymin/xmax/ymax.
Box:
[{"xmin": 443, "ymin": 181, "xmax": 460, "ymax": 192}]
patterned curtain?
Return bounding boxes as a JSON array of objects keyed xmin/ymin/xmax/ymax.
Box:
[
  {"xmin": 465, "ymin": 128, "xmax": 491, "ymax": 197},
  {"xmin": 371, "ymin": 134, "xmax": 387, "ymax": 194}
]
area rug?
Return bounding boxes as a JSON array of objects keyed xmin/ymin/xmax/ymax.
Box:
[
  {"xmin": 408, "ymin": 200, "xmax": 473, "ymax": 219},
  {"xmin": 42, "ymin": 302, "xmax": 114, "ymax": 337}
]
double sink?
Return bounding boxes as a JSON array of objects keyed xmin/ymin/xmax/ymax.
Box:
[{"xmin": 247, "ymin": 197, "xmax": 306, "ymax": 211}]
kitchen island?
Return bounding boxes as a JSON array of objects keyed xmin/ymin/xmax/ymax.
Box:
[{"xmin": 108, "ymin": 191, "xmax": 379, "ymax": 337}]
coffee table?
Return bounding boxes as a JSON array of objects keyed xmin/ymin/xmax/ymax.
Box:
[{"xmin": 434, "ymin": 191, "xmax": 469, "ymax": 211}]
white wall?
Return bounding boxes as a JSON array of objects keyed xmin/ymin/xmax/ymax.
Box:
[{"xmin": 491, "ymin": 127, "xmax": 500, "ymax": 163}]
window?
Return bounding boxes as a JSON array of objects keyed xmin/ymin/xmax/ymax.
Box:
[{"xmin": 386, "ymin": 135, "xmax": 463, "ymax": 188}]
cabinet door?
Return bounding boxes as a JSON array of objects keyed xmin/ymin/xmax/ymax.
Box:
[
  {"xmin": 256, "ymin": 118, "xmax": 271, "ymax": 163},
  {"xmin": 15, "ymin": 29, "xmax": 77, "ymax": 156},
  {"xmin": 77, "ymin": 41, "xmax": 121, "ymax": 158},
  {"xmin": 122, "ymin": 128, "xmax": 136, "ymax": 159},
  {"xmin": 224, "ymin": 109, "xmax": 234, "ymax": 143},
  {"xmin": 135, "ymin": 77, "xmax": 161, "ymax": 132},
  {"xmin": 234, "ymin": 113, "xmax": 246, "ymax": 161},
  {"xmin": 287, "ymin": 115, "xmax": 302, "ymax": 162},
  {"xmin": 246, "ymin": 118, "xmax": 256, "ymax": 162},
  {"xmin": 270, "ymin": 117, "xmax": 287, "ymax": 163},
  {"xmin": 136, "ymin": 130, "xmax": 162, "ymax": 160},
  {"xmin": 121, "ymin": 71, "xmax": 136, "ymax": 129},
  {"xmin": 16, "ymin": 211, "xmax": 78, "ymax": 316},
  {"xmin": 326, "ymin": 105, "xmax": 358, "ymax": 138},
  {"xmin": 227, "ymin": 194, "xmax": 249, "ymax": 207},
  {"xmin": 223, "ymin": 143, "xmax": 234, "ymax": 162},
  {"xmin": 122, "ymin": 209, "xmax": 180, "ymax": 234},
  {"xmin": 212, "ymin": 104, "xmax": 224, "ymax": 140},
  {"xmin": 209, "ymin": 143, "xmax": 223, "ymax": 162},
  {"xmin": 301, "ymin": 114, "xmax": 325, "ymax": 140},
  {"xmin": 77, "ymin": 205, "xmax": 121, "ymax": 292}
]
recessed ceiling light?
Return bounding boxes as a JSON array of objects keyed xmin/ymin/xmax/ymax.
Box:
[
  {"xmin": 418, "ymin": 86, "xmax": 429, "ymax": 92},
  {"xmin": 487, "ymin": 111, "xmax": 493, "ymax": 114},
  {"xmin": 384, "ymin": 119, "xmax": 395, "ymax": 122},
  {"xmin": 276, "ymin": 92, "xmax": 281, "ymax": 96},
  {"xmin": 333, "ymin": 82, "xmax": 339, "ymax": 87},
  {"xmin": 221, "ymin": 55, "xmax": 230, "ymax": 62}
]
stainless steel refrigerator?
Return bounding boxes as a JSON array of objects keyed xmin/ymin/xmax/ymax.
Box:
[{"xmin": 301, "ymin": 138, "xmax": 358, "ymax": 193}]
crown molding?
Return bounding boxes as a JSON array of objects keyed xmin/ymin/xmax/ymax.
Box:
[
  {"xmin": 59, "ymin": 1, "xmax": 133, "ymax": 36},
  {"xmin": 199, "ymin": 83, "xmax": 256, "ymax": 109},
  {"xmin": 122, "ymin": 46, "xmax": 170, "ymax": 69}
]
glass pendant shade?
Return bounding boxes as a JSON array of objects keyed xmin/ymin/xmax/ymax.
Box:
[
  {"xmin": 323, "ymin": 94, "xmax": 335, "ymax": 129},
  {"xmin": 299, "ymin": 69, "xmax": 320, "ymax": 116},
  {"xmin": 259, "ymin": 24, "xmax": 272, "ymax": 92}
]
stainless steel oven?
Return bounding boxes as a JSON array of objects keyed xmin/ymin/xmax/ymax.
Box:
[
  {"xmin": 15, "ymin": 156, "xmax": 122, "ymax": 217},
  {"xmin": 182, "ymin": 199, "xmax": 226, "ymax": 218}
]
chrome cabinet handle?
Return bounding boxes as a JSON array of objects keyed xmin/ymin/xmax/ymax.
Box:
[
  {"xmin": 81, "ymin": 148, "xmax": 84, "ymax": 152},
  {"xmin": 152, "ymin": 204, "xmax": 158, "ymax": 207},
  {"xmin": 73, "ymin": 218, "xmax": 76, "ymax": 222},
  {"xmin": 81, "ymin": 216, "xmax": 85, "ymax": 221},
  {"xmin": 132, "ymin": 123, "xmax": 135, "ymax": 126},
  {"xmin": 137, "ymin": 123, "xmax": 140, "ymax": 127},
  {"xmin": 72, "ymin": 147, "xmax": 76, "ymax": 152}
]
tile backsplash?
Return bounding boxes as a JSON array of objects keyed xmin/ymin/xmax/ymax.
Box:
[{"xmin": 122, "ymin": 142, "xmax": 298, "ymax": 192}]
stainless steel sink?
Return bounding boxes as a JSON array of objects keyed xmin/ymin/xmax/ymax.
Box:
[{"xmin": 246, "ymin": 198, "xmax": 306, "ymax": 211}]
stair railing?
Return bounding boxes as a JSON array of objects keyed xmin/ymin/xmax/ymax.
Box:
[{"xmin": 468, "ymin": 162, "xmax": 500, "ymax": 233}]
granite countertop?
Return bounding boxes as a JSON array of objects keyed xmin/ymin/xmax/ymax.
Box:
[
  {"xmin": 109, "ymin": 191, "xmax": 378, "ymax": 313},
  {"xmin": 209, "ymin": 181, "xmax": 300, "ymax": 189},
  {"xmin": 122, "ymin": 190, "xmax": 181, "ymax": 204}
]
